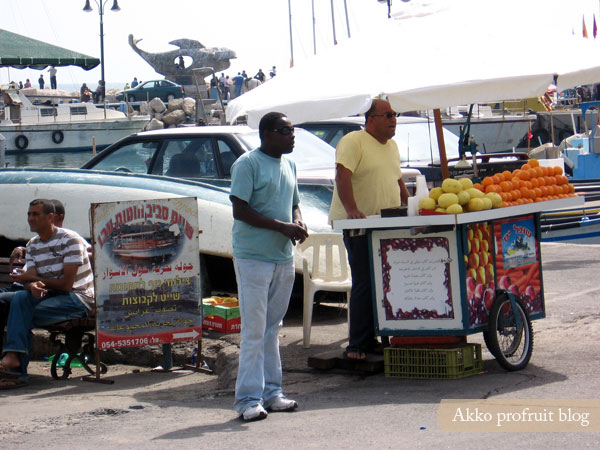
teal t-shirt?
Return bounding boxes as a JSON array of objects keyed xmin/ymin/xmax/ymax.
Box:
[{"xmin": 230, "ymin": 148, "xmax": 300, "ymax": 264}]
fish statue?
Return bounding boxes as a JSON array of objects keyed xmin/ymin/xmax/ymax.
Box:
[{"xmin": 128, "ymin": 34, "xmax": 236, "ymax": 84}]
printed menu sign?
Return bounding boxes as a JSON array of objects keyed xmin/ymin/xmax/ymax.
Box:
[{"xmin": 380, "ymin": 237, "xmax": 454, "ymax": 320}]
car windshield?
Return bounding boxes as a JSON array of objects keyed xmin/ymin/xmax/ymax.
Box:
[
  {"xmin": 88, "ymin": 141, "xmax": 160, "ymax": 174},
  {"xmin": 236, "ymin": 128, "xmax": 335, "ymax": 171}
]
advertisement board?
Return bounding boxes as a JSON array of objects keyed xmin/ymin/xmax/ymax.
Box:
[{"xmin": 91, "ymin": 197, "xmax": 202, "ymax": 349}]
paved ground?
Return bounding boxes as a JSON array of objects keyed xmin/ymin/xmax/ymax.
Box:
[{"xmin": 1, "ymin": 242, "xmax": 600, "ymax": 449}]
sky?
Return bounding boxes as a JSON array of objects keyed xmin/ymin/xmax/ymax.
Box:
[
  {"xmin": 0, "ymin": 0, "xmax": 389, "ymax": 90},
  {"xmin": 1, "ymin": 0, "xmax": 599, "ymax": 92}
]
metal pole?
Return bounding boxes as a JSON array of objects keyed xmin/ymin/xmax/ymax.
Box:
[
  {"xmin": 288, "ymin": 0, "xmax": 294, "ymax": 67},
  {"xmin": 343, "ymin": 0, "xmax": 351, "ymax": 38},
  {"xmin": 331, "ymin": 0, "xmax": 338, "ymax": 45},
  {"xmin": 0, "ymin": 133, "xmax": 5, "ymax": 168},
  {"xmin": 99, "ymin": 2, "xmax": 105, "ymax": 87},
  {"xmin": 312, "ymin": 0, "xmax": 317, "ymax": 55}
]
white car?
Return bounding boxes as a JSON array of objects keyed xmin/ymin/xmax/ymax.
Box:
[{"xmin": 83, "ymin": 125, "xmax": 336, "ymax": 185}]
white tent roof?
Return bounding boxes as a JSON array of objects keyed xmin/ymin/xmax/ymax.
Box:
[{"xmin": 227, "ymin": 0, "xmax": 600, "ymax": 128}]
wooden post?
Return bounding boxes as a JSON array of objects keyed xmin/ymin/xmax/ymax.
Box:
[{"xmin": 433, "ymin": 108, "xmax": 450, "ymax": 179}]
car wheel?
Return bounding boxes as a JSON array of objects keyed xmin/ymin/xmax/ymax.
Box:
[
  {"xmin": 128, "ymin": 95, "xmax": 136, "ymax": 102},
  {"xmin": 167, "ymin": 94, "xmax": 175, "ymax": 102}
]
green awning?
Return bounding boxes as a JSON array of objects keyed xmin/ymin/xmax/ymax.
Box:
[{"xmin": 0, "ymin": 29, "xmax": 100, "ymax": 70}]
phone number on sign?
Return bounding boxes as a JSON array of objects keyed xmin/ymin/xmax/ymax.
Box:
[{"xmin": 100, "ymin": 337, "xmax": 158, "ymax": 349}]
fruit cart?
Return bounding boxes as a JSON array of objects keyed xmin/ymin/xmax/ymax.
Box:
[{"xmin": 334, "ymin": 196, "xmax": 583, "ymax": 371}]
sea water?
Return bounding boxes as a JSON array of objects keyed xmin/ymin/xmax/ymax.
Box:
[{"xmin": 3, "ymin": 150, "xmax": 96, "ymax": 169}]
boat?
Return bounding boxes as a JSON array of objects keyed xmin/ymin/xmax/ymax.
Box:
[
  {"xmin": 0, "ymin": 84, "xmax": 149, "ymax": 153},
  {"xmin": 112, "ymin": 222, "xmax": 180, "ymax": 261},
  {"xmin": 421, "ymin": 104, "xmax": 537, "ymax": 154}
]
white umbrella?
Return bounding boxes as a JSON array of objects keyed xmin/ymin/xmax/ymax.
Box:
[{"xmin": 227, "ymin": 0, "xmax": 600, "ymax": 127}]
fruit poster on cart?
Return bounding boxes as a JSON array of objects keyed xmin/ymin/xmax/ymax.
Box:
[
  {"xmin": 499, "ymin": 217, "xmax": 537, "ymax": 269},
  {"xmin": 91, "ymin": 197, "xmax": 202, "ymax": 350},
  {"xmin": 494, "ymin": 215, "xmax": 543, "ymax": 316}
]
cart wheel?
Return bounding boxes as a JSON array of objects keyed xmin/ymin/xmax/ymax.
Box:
[
  {"xmin": 483, "ymin": 332, "xmax": 497, "ymax": 358},
  {"xmin": 484, "ymin": 293, "xmax": 533, "ymax": 371}
]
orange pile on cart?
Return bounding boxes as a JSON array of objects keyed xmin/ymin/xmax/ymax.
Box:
[{"xmin": 475, "ymin": 159, "xmax": 576, "ymax": 208}]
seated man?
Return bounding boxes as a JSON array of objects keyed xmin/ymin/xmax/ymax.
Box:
[
  {"xmin": 0, "ymin": 199, "xmax": 94, "ymax": 387},
  {"xmin": 0, "ymin": 199, "xmax": 66, "ymax": 351}
]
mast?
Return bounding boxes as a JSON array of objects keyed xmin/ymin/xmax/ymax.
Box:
[
  {"xmin": 344, "ymin": 0, "xmax": 351, "ymax": 38},
  {"xmin": 288, "ymin": 0, "xmax": 294, "ymax": 67},
  {"xmin": 331, "ymin": 0, "xmax": 338, "ymax": 45},
  {"xmin": 312, "ymin": 0, "xmax": 317, "ymax": 55}
]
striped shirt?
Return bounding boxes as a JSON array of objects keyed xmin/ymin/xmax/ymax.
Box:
[{"xmin": 26, "ymin": 227, "xmax": 95, "ymax": 310}]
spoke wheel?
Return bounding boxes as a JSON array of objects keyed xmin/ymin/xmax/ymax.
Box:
[{"xmin": 484, "ymin": 293, "xmax": 533, "ymax": 371}]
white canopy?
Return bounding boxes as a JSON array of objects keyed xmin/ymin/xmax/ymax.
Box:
[{"xmin": 227, "ymin": 0, "xmax": 600, "ymax": 127}]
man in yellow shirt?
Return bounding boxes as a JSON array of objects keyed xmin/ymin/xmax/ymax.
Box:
[{"xmin": 329, "ymin": 99, "xmax": 410, "ymax": 360}]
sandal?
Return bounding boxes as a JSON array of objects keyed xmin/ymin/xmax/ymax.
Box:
[
  {"xmin": 0, "ymin": 361, "xmax": 20, "ymax": 378},
  {"xmin": 343, "ymin": 348, "xmax": 366, "ymax": 360}
]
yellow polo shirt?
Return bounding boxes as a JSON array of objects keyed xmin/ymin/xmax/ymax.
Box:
[{"xmin": 329, "ymin": 130, "xmax": 402, "ymax": 222}]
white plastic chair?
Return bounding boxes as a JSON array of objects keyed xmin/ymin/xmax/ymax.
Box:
[{"xmin": 298, "ymin": 233, "xmax": 352, "ymax": 348}]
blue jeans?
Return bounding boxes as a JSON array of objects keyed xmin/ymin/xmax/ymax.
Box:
[
  {"xmin": 0, "ymin": 290, "xmax": 19, "ymax": 351},
  {"xmin": 2, "ymin": 290, "xmax": 89, "ymax": 377},
  {"xmin": 233, "ymin": 258, "xmax": 295, "ymax": 415},
  {"xmin": 343, "ymin": 232, "xmax": 377, "ymax": 352}
]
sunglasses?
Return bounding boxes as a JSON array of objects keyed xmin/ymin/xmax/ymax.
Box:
[
  {"xmin": 371, "ymin": 112, "xmax": 399, "ymax": 119},
  {"xmin": 271, "ymin": 126, "xmax": 295, "ymax": 136}
]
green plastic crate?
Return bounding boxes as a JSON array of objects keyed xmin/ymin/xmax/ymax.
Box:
[{"xmin": 384, "ymin": 344, "xmax": 483, "ymax": 379}]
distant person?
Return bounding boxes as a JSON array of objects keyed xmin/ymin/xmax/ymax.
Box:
[
  {"xmin": 48, "ymin": 66, "xmax": 57, "ymax": 89},
  {"xmin": 209, "ymin": 75, "xmax": 219, "ymax": 100},
  {"xmin": 131, "ymin": 77, "xmax": 139, "ymax": 88},
  {"xmin": 218, "ymin": 73, "xmax": 228, "ymax": 100},
  {"xmin": 18, "ymin": 81, "xmax": 23, "ymax": 89},
  {"xmin": 243, "ymin": 77, "xmax": 261, "ymax": 94},
  {"xmin": 242, "ymin": 70, "xmax": 248, "ymax": 79},
  {"xmin": 124, "ymin": 82, "xmax": 130, "ymax": 90},
  {"xmin": 93, "ymin": 80, "xmax": 105, "ymax": 103},
  {"xmin": 38, "ymin": 74, "xmax": 45, "ymax": 89},
  {"xmin": 254, "ymin": 69, "xmax": 265, "ymax": 83},
  {"xmin": 80, "ymin": 83, "xmax": 91, "ymax": 102},
  {"xmin": 24, "ymin": 79, "xmax": 31, "ymax": 88},
  {"xmin": 270, "ymin": 66, "xmax": 277, "ymax": 78},
  {"xmin": 178, "ymin": 56, "xmax": 185, "ymax": 69},
  {"xmin": 232, "ymin": 72, "xmax": 244, "ymax": 98}
]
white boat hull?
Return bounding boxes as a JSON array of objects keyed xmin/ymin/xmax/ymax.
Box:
[
  {"xmin": 0, "ymin": 117, "xmax": 149, "ymax": 152},
  {"xmin": 541, "ymin": 224, "xmax": 600, "ymax": 244},
  {"xmin": 443, "ymin": 117, "xmax": 533, "ymax": 154}
]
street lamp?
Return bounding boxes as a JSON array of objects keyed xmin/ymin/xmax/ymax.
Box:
[{"xmin": 83, "ymin": 0, "xmax": 121, "ymax": 97}]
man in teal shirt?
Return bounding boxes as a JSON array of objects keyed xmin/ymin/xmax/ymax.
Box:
[{"xmin": 230, "ymin": 112, "xmax": 308, "ymax": 422}]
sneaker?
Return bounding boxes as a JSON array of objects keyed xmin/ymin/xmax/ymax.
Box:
[
  {"xmin": 267, "ymin": 397, "xmax": 298, "ymax": 412},
  {"xmin": 241, "ymin": 404, "xmax": 268, "ymax": 422}
]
